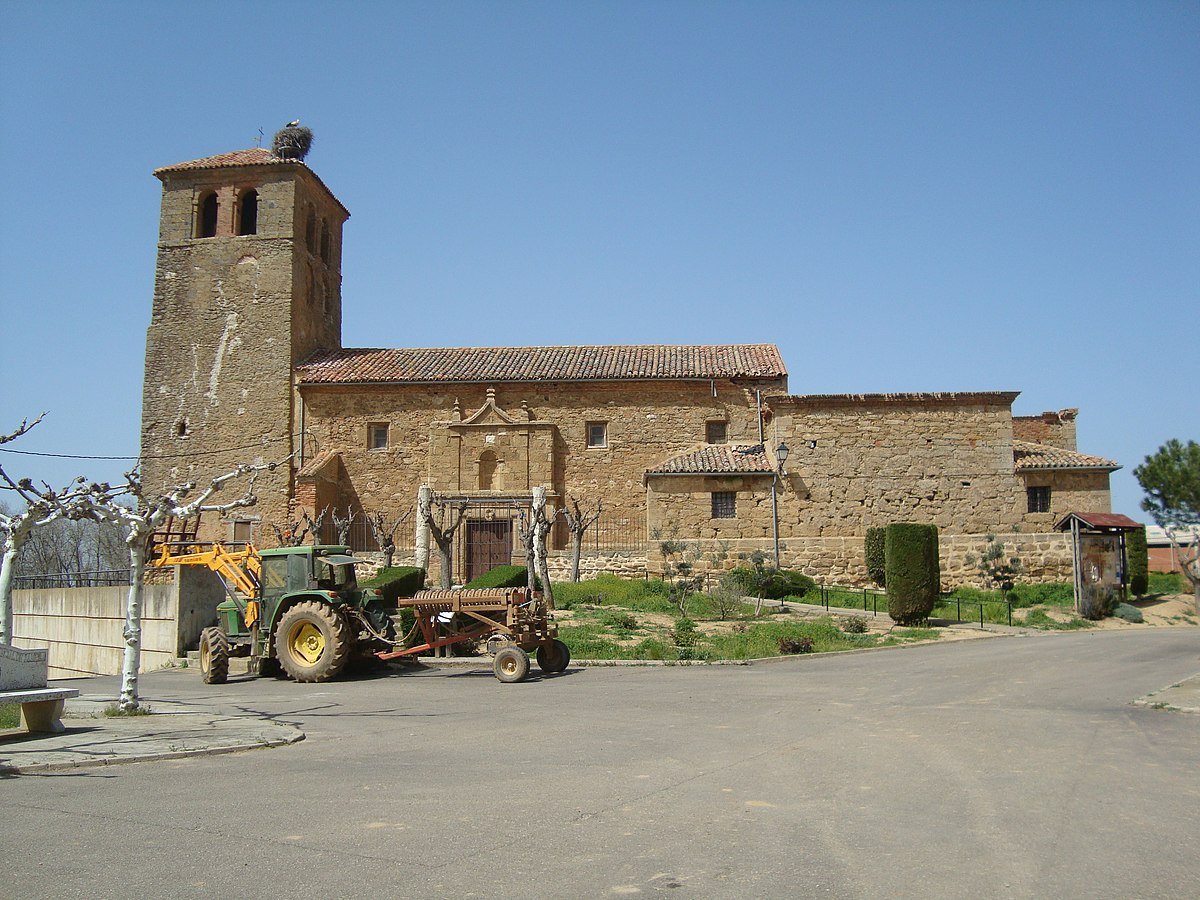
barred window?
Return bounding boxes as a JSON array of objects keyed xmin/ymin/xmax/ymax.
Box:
[
  {"xmin": 711, "ymin": 491, "xmax": 737, "ymax": 519},
  {"xmin": 1027, "ymin": 486, "xmax": 1051, "ymax": 513}
]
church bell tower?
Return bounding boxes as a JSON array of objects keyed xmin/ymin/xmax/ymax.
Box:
[{"xmin": 140, "ymin": 141, "xmax": 349, "ymax": 536}]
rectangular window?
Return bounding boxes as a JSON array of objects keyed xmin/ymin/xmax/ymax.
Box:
[
  {"xmin": 706, "ymin": 421, "xmax": 728, "ymax": 444},
  {"xmin": 1027, "ymin": 486, "xmax": 1051, "ymax": 513},
  {"xmin": 711, "ymin": 491, "xmax": 737, "ymax": 519},
  {"xmin": 368, "ymin": 423, "xmax": 389, "ymax": 451},
  {"xmin": 232, "ymin": 520, "xmax": 253, "ymax": 544},
  {"xmin": 586, "ymin": 422, "xmax": 608, "ymax": 449}
]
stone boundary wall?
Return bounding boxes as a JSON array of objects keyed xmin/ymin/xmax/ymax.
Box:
[
  {"xmin": 549, "ymin": 533, "xmax": 1073, "ymax": 589},
  {"xmin": 11, "ymin": 568, "xmax": 226, "ymax": 679}
]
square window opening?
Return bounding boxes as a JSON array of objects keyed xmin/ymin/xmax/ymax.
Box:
[
  {"xmin": 706, "ymin": 421, "xmax": 728, "ymax": 444},
  {"xmin": 368, "ymin": 423, "xmax": 389, "ymax": 451},
  {"xmin": 711, "ymin": 491, "xmax": 737, "ymax": 519},
  {"xmin": 586, "ymin": 422, "xmax": 608, "ymax": 449},
  {"xmin": 1027, "ymin": 486, "xmax": 1051, "ymax": 514}
]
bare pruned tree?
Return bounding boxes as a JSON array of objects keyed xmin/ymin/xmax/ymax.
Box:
[
  {"xmin": 0, "ymin": 414, "xmax": 98, "ymax": 645},
  {"xmin": 368, "ymin": 509, "xmax": 411, "ymax": 568},
  {"xmin": 271, "ymin": 506, "xmax": 327, "ymax": 547},
  {"xmin": 331, "ymin": 507, "xmax": 354, "ymax": 546},
  {"xmin": 0, "ymin": 474, "xmax": 100, "ymax": 645},
  {"xmin": 425, "ymin": 497, "xmax": 468, "ymax": 589},
  {"xmin": 560, "ymin": 496, "xmax": 603, "ymax": 583},
  {"xmin": 84, "ymin": 462, "xmax": 273, "ymax": 710}
]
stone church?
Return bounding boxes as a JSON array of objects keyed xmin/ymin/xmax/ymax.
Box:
[{"xmin": 140, "ymin": 145, "xmax": 1119, "ymax": 585}]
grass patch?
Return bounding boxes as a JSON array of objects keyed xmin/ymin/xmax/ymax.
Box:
[
  {"xmin": 103, "ymin": 703, "xmax": 152, "ymax": 717},
  {"xmin": 556, "ymin": 612, "xmax": 938, "ymax": 661},
  {"xmin": 1018, "ymin": 609, "xmax": 1094, "ymax": 630},
  {"xmin": 1147, "ymin": 572, "xmax": 1187, "ymax": 595},
  {"xmin": 0, "ymin": 703, "xmax": 19, "ymax": 729}
]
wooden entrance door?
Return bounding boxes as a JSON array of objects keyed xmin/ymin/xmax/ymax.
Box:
[{"xmin": 465, "ymin": 520, "xmax": 513, "ymax": 583}]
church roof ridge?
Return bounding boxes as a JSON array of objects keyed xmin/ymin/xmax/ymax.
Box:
[{"xmin": 297, "ymin": 344, "xmax": 787, "ymax": 384}]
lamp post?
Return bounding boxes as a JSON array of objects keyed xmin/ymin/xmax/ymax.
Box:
[{"xmin": 771, "ymin": 441, "xmax": 790, "ymax": 575}]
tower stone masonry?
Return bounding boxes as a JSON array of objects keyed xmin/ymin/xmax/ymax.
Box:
[{"xmin": 140, "ymin": 148, "xmax": 348, "ymax": 533}]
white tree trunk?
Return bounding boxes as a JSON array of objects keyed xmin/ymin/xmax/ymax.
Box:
[
  {"xmin": 414, "ymin": 485, "xmax": 431, "ymax": 572},
  {"xmin": 0, "ymin": 539, "xmax": 21, "ymax": 646},
  {"xmin": 119, "ymin": 542, "xmax": 146, "ymax": 710},
  {"xmin": 570, "ymin": 532, "xmax": 583, "ymax": 583},
  {"xmin": 532, "ymin": 487, "xmax": 554, "ymax": 606}
]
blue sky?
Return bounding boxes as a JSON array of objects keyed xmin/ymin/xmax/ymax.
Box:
[{"xmin": 0, "ymin": 1, "xmax": 1196, "ymax": 517}]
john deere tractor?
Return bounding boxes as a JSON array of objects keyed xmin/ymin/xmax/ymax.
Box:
[{"xmin": 154, "ymin": 542, "xmax": 396, "ymax": 684}]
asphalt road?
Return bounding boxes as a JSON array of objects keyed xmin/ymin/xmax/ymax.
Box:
[{"xmin": 3, "ymin": 630, "xmax": 1198, "ymax": 899}]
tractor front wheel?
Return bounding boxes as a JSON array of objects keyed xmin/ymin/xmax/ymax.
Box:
[
  {"xmin": 199, "ymin": 627, "xmax": 230, "ymax": 685},
  {"xmin": 276, "ymin": 601, "xmax": 353, "ymax": 683},
  {"xmin": 493, "ymin": 646, "xmax": 530, "ymax": 683}
]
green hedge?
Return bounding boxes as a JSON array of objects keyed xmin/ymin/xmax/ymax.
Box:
[
  {"xmin": 865, "ymin": 527, "xmax": 886, "ymax": 587},
  {"xmin": 885, "ymin": 523, "xmax": 940, "ymax": 625},
  {"xmin": 727, "ymin": 567, "xmax": 815, "ymax": 600},
  {"xmin": 1126, "ymin": 526, "xmax": 1148, "ymax": 596},
  {"xmin": 360, "ymin": 566, "xmax": 425, "ymax": 603},
  {"xmin": 464, "ymin": 564, "xmax": 540, "ymax": 590}
]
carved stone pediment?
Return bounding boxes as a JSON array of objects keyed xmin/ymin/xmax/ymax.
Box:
[{"xmin": 453, "ymin": 388, "xmax": 525, "ymax": 428}]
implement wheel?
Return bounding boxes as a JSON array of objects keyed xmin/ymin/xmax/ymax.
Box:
[
  {"xmin": 199, "ymin": 627, "xmax": 229, "ymax": 685},
  {"xmin": 536, "ymin": 639, "xmax": 571, "ymax": 674},
  {"xmin": 276, "ymin": 601, "xmax": 352, "ymax": 683},
  {"xmin": 493, "ymin": 646, "xmax": 530, "ymax": 684}
]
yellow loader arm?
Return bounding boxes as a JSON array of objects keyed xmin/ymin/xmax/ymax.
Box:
[{"xmin": 150, "ymin": 541, "xmax": 261, "ymax": 599}]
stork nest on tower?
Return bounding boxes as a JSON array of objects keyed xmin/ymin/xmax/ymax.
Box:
[{"xmin": 272, "ymin": 124, "xmax": 313, "ymax": 161}]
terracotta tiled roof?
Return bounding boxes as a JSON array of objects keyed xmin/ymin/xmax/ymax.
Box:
[
  {"xmin": 154, "ymin": 147, "xmax": 287, "ymax": 176},
  {"xmin": 297, "ymin": 345, "xmax": 787, "ymax": 385},
  {"xmin": 1054, "ymin": 512, "xmax": 1142, "ymax": 532},
  {"xmin": 1013, "ymin": 440, "xmax": 1119, "ymax": 471},
  {"xmin": 646, "ymin": 444, "xmax": 775, "ymax": 476}
]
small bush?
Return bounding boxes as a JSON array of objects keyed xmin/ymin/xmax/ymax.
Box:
[
  {"xmin": 728, "ymin": 567, "xmax": 815, "ymax": 600},
  {"xmin": 672, "ymin": 618, "xmax": 699, "ymax": 647},
  {"xmin": 885, "ymin": 523, "xmax": 940, "ymax": 625},
  {"xmin": 865, "ymin": 527, "xmax": 886, "ymax": 587},
  {"xmin": 837, "ymin": 615, "xmax": 868, "ymax": 634},
  {"xmin": 778, "ymin": 636, "xmax": 814, "ymax": 654},
  {"xmin": 1127, "ymin": 526, "xmax": 1149, "ymax": 596},
  {"xmin": 463, "ymin": 565, "xmax": 538, "ymax": 590},
  {"xmin": 632, "ymin": 638, "xmax": 671, "ymax": 660},
  {"xmin": 361, "ymin": 566, "xmax": 425, "ymax": 602},
  {"xmin": 602, "ymin": 610, "xmax": 639, "ymax": 631},
  {"xmin": 1112, "ymin": 603, "xmax": 1144, "ymax": 623}
]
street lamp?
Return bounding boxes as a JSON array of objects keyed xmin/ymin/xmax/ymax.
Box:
[{"xmin": 771, "ymin": 441, "xmax": 791, "ymax": 576}]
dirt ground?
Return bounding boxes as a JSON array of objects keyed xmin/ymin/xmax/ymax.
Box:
[{"xmin": 1090, "ymin": 592, "xmax": 1198, "ymax": 629}]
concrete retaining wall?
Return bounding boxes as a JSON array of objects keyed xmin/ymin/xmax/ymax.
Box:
[{"xmin": 11, "ymin": 567, "xmax": 226, "ymax": 679}]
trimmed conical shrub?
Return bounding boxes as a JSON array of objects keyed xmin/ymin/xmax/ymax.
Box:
[
  {"xmin": 1127, "ymin": 525, "xmax": 1148, "ymax": 597},
  {"xmin": 865, "ymin": 526, "xmax": 886, "ymax": 587},
  {"xmin": 885, "ymin": 523, "xmax": 940, "ymax": 625}
]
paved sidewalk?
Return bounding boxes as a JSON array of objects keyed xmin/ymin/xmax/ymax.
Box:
[
  {"xmin": 0, "ymin": 688, "xmax": 303, "ymax": 775},
  {"xmin": 1134, "ymin": 672, "xmax": 1200, "ymax": 713}
]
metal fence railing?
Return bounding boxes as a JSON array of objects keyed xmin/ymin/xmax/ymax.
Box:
[
  {"xmin": 809, "ymin": 584, "xmax": 1016, "ymax": 628},
  {"xmin": 13, "ymin": 569, "xmax": 132, "ymax": 590}
]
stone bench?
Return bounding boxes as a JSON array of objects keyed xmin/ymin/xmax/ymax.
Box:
[{"xmin": 0, "ymin": 687, "xmax": 80, "ymax": 734}]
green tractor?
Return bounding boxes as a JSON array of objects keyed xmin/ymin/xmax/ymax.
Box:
[{"xmin": 187, "ymin": 545, "xmax": 396, "ymax": 684}]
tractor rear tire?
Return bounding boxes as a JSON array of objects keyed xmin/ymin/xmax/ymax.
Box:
[
  {"xmin": 493, "ymin": 646, "xmax": 530, "ymax": 683},
  {"xmin": 536, "ymin": 639, "xmax": 571, "ymax": 674},
  {"xmin": 199, "ymin": 627, "xmax": 229, "ymax": 685},
  {"xmin": 276, "ymin": 601, "xmax": 353, "ymax": 683}
]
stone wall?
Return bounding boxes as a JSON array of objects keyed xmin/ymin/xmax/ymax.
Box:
[
  {"xmin": 142, "ymin": 161, "xmax": 347, "ymax": 542},
  {"xmin": 1013, "ymin": 409, "xmax": 1078, "ymax": 450},
  {"xmin": 1018, "ymin": 469, "xmax": 1112, "ymax": 523},
  {"xmin": 298, "ymin": 378, "xmax": 782, "ymax": 546},
  {"xmin": 10, "ymin": 567, "xmax": 225, "ymax": 678},
  {"xmin": 766, "ymin": 393, "xmax": 1026, "ymax": 536}
]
